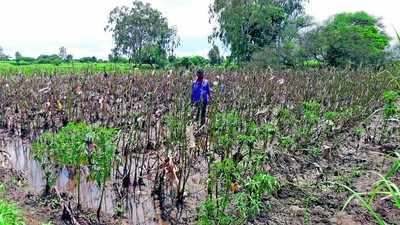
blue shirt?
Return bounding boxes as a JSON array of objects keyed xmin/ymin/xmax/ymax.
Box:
[{"xmin": 191, "ymin": 79, "xmax": 211, "ymax": 104}]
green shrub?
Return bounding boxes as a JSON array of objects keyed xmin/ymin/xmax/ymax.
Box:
[{"xmin": 32, "ymin": 122, "xmax": 118, "ymax": 218}]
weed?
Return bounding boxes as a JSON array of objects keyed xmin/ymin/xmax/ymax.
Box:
[
  {"xmin": 309, "ymin": 147, "xmax": 322, "ymax": 157},
  {"xmin": 351, "ymin": 166, "xmax": 363, "ymax": 178},
  {"xmin": 279, "ymin": 136, "xmax": 295, "ymax": 151},
  {"xmin": 354, "ymin": 127, "xmax": 365, "ymax": 139}
]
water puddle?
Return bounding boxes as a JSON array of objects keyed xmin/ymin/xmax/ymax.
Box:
[
  {"xmin": 2, "ymin": 138, "xmax": 44, "ymax": 191},
  {"xmin": 1, "ymin": 138, "xmax": 165, "ymax": 225}
]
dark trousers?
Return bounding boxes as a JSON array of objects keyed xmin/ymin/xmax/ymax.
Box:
[{"xmin": 195, "ymin": 100, "xmax": 207, "ymax": 125}]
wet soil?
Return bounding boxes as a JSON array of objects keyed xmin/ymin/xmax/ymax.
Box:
[
  {"xmin": 0, "ymin": 166, "xmax": 122, "ymax": 225},
  {"xmin": 0, "ymin": 114, "xmax": 399, "ymax": 225},
  {"xmin": 260, "ymin": 114, "xmax": 400, "ymax": 225},
  {"xmin": 0, "ymin": 131, "xmax": 208, "ymax": 225},
  {"xmin": 0, "ymin": 167, "xmax": 58, "ymax": 225}
]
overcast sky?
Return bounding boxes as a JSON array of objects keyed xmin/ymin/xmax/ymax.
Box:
[{"xmin": 0, "ymin": 0, "xmax": 399, "ymax": 59}]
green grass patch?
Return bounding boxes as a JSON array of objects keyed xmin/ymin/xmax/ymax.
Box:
[
  {"xmin": 0, "ymin": 200, "xmax": 25, "ymax": 225},
  {"xmin": 0, "ymin": 61, "xmax": 140, "ymax": 76}
]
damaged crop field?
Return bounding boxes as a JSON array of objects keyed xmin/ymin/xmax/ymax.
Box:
[{"xmin": 0, "ymin": 68, "xmax": 399, "ymax": 225}]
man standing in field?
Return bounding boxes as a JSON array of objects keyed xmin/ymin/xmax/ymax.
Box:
[{"xmin": 191, "ymin": 69, "xmax": 211, "ymax": 125}]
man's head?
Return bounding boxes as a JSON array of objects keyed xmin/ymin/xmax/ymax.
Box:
[{"xmin": 196, "ymin": 69, "xmax": 204, "ymax": 81}]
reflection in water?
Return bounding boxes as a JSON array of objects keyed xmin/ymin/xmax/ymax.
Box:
[
  {"xmin": 4, "ymin": 139, "xmax": 44, "ymax": 191},
  {"xmin": 2, "ymin": 138, "xmax": 166, "ymax": 225},
  {"xmin": 58, "ymin": 166, "xmax": 69, "ymax": 188}
]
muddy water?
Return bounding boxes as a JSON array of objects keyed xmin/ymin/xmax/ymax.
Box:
[
  {"xmin": 1, "ymin": 138, "xmax": 164, "ymax": 225},
  {"xmin": 2, "ymin": 139, "xmax": 44, "ymax": 190}
]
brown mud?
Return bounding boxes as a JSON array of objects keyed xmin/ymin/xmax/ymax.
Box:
[
  {"xmin": 261, "ymin": 114, "xmax": 400, "ymax": 225},
  {"xmin": 1, "ymin": 112, "xmax": 399, "ymax": 225},
  {"xmin": 0, "ymin": 167, "xmax": 58, "ymax": 225}
]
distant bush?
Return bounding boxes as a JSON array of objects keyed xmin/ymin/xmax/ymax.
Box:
[
  {"xmin": 173, "ymin": 56, "xmax": 210, "ymax": 69},
  {"xmin": 9, "ymin": 60, "xmax": 34, "ymax": 66},
  {"xmin": 36, "ymin": 54, "xmax": 62, "ymax": 65},
  {"xmin": 217, "ymin": 57, "xmax": 239, "ymax": 70},
  {"xmin": 78, "ymin": 56, "xmax": 98, "ymax": 63},
  {"xmin": 139, "ymin": 64, "xmax": 153, "ymax": 70}
]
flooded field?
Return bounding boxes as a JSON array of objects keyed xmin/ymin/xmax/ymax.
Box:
[
  {"xmin": 0, "ymin": 71, "xmax": 398, "ymax": 225},
  {"xmin": 1, "ymin": 137, "xmax": 207, "ymax": 225}
]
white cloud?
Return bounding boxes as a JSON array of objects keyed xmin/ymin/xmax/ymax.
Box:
[
  {"xmin": 0, "ymin": 0, "xmax": 399, "ymax": 59},
  {"xmin": 0, "ymin": 0, "xmax": 213, "ymax": 59},
  {"xmin": 141, "ymin": 0, "xmax": 213, "ymax": 38},
  {"xmin": 176, "ymin": 50, "xmax": 209, "ymax": 57}
]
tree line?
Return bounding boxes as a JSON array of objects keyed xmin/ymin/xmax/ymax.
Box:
[
  {"xmin": 0, "ymin": 47, "xmax": 226, "ymax": 70},
  {"xmin": 209, "ymin": 0, "xmax": 398, "ymax": 68},
  {"xmin": 0, "ymin": 47, "xmax": 101, "ymax": 65}
]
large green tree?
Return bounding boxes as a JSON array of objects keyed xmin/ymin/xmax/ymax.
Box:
[
  {"xmin": 209, "ymin": 0, "xmax": 310, "ymax": 61},
  {"xmin": 105, "ymin": 1, "xmax": 180, "ymax": 64},
  {"xmin": 301, "ymin": 12, "xmax": 390, "ymax": 67}
]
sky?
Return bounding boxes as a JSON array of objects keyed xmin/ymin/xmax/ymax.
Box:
[{"xmin": 0, "ymin": 0, "xmax": 399, "ymax": 59}]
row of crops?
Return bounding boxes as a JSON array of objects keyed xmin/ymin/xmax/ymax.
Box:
[
  {"xmin": 0, "ymin": 69, "xmax": 399, "ymax": 224},
  {"xmin": 0, "ymin": 62, "xmax": 142, "ymax": 76}
]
